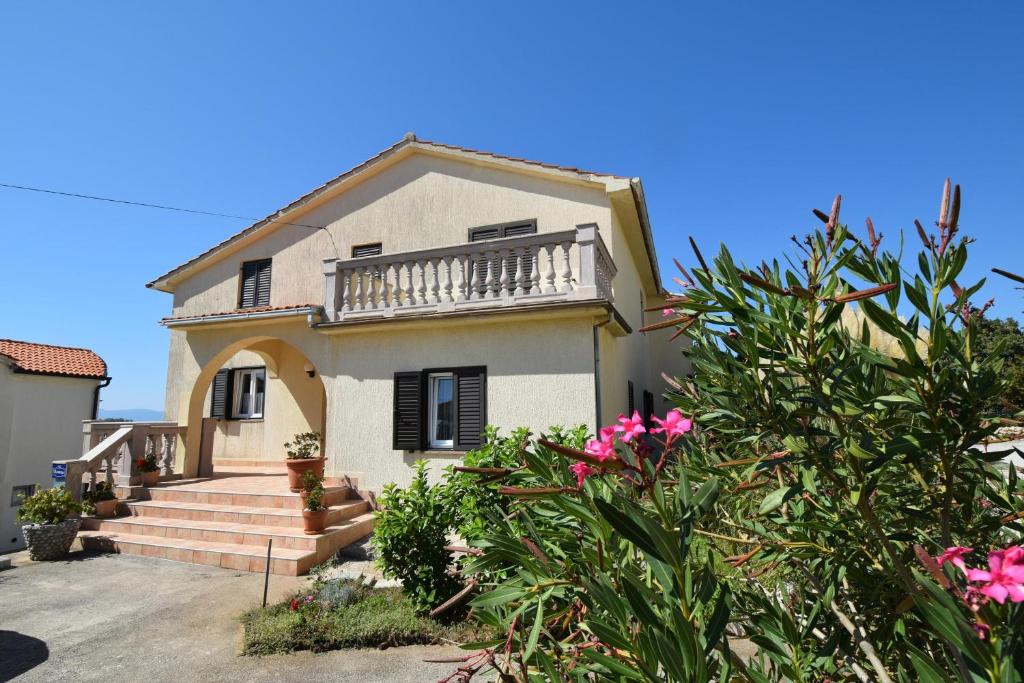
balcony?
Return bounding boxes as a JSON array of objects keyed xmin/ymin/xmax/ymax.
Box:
[{"xmin": 320, "ymin": 224, "xmax": 616, "ymax": 324}]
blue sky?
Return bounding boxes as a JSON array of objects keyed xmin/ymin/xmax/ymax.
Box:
[{"xmin": 1, "ymin": 2, "xmax": 1022, "ymax": 411}]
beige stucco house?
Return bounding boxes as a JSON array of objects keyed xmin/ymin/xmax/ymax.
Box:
[
  {"xmin": 0, "ymin": 339, "xmax": 108, "ymax": 552},
  {"xmin": 150, "ymin": 135, "xmax": 688, "ymax": 493}
]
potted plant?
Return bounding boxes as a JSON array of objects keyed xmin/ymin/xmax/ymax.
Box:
[
  {"xmin": 138, "ymin": 453, "xmax": 160, "ymax": 486},
  {"xmin": 17, "ymin": 487, "xmax": 84, "ymax": 560},
  {"xmin": 83, "ymin": 481, "xmax": 119, "ymax": 518},
  {"xmin": 284, "ymin": 431, "xmax": 324, "ymax": 492},
  {"xmin": 301, "ymin": 470, "xmax": 328, "ymax": 535}
]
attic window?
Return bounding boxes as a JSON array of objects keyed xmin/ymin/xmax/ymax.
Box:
[
  {"xmin": 352, "ymin": 243, "xmax": 383, "ymax": 258},
  {"xmin": 239, "ymin": 259, "xmax": 272, "ymax": 308}
]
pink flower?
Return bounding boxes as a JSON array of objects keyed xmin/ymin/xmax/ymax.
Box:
[
  {"xmin": 614, "ymin": 411, "xmax": 647, "ymax": 443},
  {"xmin": 569, "ymin": 461, "xmax": 594, "ymax": 488},
  {"xmin": 650, "ymin": 409, "xmax": 693, "ymax": 439},
  {"xmin": 661, "ymin": 308, "xmax": 674, "ymax": 317},
  {"xmin": 936, "ymin": 546, "xmax": 974, "ymax": 573},
  {"xmin": 598, "ymin": 425, "xmax": 618, "ymax": 442},
  {"xmin": 965, "ymin": 547, "xmax": 1024, "ymax": 604},
  {"xmin": 584, "ymin": 438, "xmax": 616, "ymax": 462}
]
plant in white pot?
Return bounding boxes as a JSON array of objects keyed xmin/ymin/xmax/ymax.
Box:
[
  {"xmin": 18, "ymin": 487, "xmax": 84, "ymax": 560},
  {"xmin": 284, "ymin": 431, "xmax": 324, "ymax": 492}
]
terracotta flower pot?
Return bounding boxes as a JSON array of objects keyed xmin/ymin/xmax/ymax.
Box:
[
  {"xmin": 141, "ymin": 470, "xmax": 160, "ymax": 486},
  {"xmin": 302, "ymin": 509, "xmax": 328, "ymax": 535},
  {"xmin": 285, "ymin": 457, "xmax": 325, "ymax": 492},
  {"xmin": 93, "ymin": 498, "xmax": 119, "ymax": 518}
]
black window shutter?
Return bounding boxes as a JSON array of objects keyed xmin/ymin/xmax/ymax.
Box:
[
  {"xmin": 393, "ymin": 372, "xmax": 424, "ymax": 450},
  {"xmin": 239, "ymin": 259, "xmax": 271, "ymax": 308},
  {"xmin": 255, "ymin": 260, "xmax": 271, "ymax": 306},
  {"xmin": 239, "ymin": 263, "xmax": 258, "ymax": 308},
  {"xmin": 210, "ymin": 369, "xmax": 232, "ymax": 419},
  {"xmin": 628, "ymin": 381, "xmax": 635, "ymax": 416},
  {"xmin": 454, "ymin": 366, "xmax": 487, "ymax": 450},
  {"xmin": 469, "ymin": 221, "xmax": 537, "ymax": 288},
  {"xmin": 642, "ymin": 390, "xmax": 654, "ymax": 428}
]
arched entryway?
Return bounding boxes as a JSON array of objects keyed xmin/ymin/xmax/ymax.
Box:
[{"xmin": 179, "ymin": 335, "xmax": 326, "ymax": 478}]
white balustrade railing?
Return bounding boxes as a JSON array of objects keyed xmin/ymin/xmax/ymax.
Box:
[
  {"xmin": 54, "ymin": 421, "xmax": 186, "ymax": 500},
  {"xmin": 322, "ymin": 223, "xmax": 616, "ymax": 322}
]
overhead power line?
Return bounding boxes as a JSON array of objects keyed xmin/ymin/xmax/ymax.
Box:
[{"xmin": 0, "ymin": 180, "xmax": 340, "ymax": 258}]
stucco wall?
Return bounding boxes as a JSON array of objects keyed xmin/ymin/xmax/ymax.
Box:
[
  {"xmin": 200, "ymin": 344, "xmax": 325, "ymax": 462},
  {"xmin": 0, "ymin": 369, "xmax": 98, "ymax": 552},
  {"xmin": 327, "ymin": 315, "xmax": 597, "ymax": 491},
  {"xmin": 169, "ymin": 153, "xmax": 614, "ymax": 318}
]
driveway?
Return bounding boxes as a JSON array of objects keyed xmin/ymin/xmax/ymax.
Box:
[{"xmin": 0, "ymin": 547, "xmax": 465, "ymax": 682}]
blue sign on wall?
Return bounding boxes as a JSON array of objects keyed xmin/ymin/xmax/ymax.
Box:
[{"xmin": 51, "ymin": 463, "xmax": 67, "ymax": 481}]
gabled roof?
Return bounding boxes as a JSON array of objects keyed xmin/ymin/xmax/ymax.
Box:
[
  {"xmin": 0, "ymin": 339, "xmax": 107, "ymax": 379},
  {"xmin": 146, "ymin": 134, "xmax": 660, "ymax": 293}
]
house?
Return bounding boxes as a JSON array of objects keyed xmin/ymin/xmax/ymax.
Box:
[
  {"xmin": 149, "ymin": 135, "xmax": 689, "ymax": 493},
  {"xmin": 0, "ymin": 339, "xmax": 108, "ymax": 552}
]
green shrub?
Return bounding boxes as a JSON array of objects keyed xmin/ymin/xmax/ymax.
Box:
[
  {"xmin": 285, "ymin": 431, "xmax": 322, "ymax": 459},
  {"xmin": 450, "ymin": 182, "xmax": 1024, "ymax": 681},
  {"xmin": 372, "ymin": 460, "xmax": 461, "ymax": 615},
  {"xmin": 17, "ymin": 486, "xmax": 83, "ymax": 525},
  {"xmin": 301, "ymin": 470, "xmax": 325, "ymax": 511}
]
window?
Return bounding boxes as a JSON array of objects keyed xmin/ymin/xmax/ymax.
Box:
[
  {"xmin": 11, "ymin": 484, "xmax": 36, "ymax": 507},
  {"xmin": 239, "ymin": 259, "xmax": 272, "ymax": 308},
  {"xmin": 469, "ymin": 219, "xmax": 538, "ymax": 287},
  {"xmin": 628, "ymin": 380, "xmax": 635, "ymax": 416},
  {"xmin": 232, "ymin": 368, "xmax": 266, "ymax": 419},
  {"xmin": 210, "ymin": 367, "xmax": 266, "ymax": 419},
  {"xmin": 352, "ymin": 243, "xmax": 383, "ymax": 258},
  {"xmin": 393, "ymin": 367, "xmax": 486, "ymax": 451},
  {"xmin": 427, "ymin": 373, "xmax": 455, "ymax": 448}
]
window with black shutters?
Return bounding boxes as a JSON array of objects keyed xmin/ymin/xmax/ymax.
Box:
[
  {"xmin": 210, "ymin": 366, "xmax": 266, "ymax": 420},
  {"xmin": 238, "ymin": 259, "xmax": 272, "ymax": 308},
  {"xmin": 210, "ymin": 369, "xmax": 232, "ymax": 419},
  {"xmin": 392, "ymin": 366, "xmax": 486, "ymax": 451},
  {"xmin": 468, "ymin": 219, "xmax": 537, "ymax": 287}
]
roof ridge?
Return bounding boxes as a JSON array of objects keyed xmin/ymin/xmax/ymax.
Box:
[
  {"xmin": 147, "ymin": 135, "xmax": 634, "ymax": 289},
  {"xmin": 0, "ymin": 337, "xmax": 98, "ymax": 353}
]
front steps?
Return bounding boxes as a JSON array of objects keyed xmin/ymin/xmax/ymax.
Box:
[{"xmin": 78, "ymin": 474, "xmax": 376, "ymax": 576}]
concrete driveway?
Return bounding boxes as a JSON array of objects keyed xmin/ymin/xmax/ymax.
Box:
[{"xmin": 0, "ymin": 547, "xmax": 466, "ymax": 682}]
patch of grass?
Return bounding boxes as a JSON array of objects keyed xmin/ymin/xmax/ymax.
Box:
[{"xmin": 241, "ymin": 585, "xmax": 490, "ymax": 655}]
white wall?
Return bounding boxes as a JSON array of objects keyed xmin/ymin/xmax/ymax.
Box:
[{"xmin": 0, "ymin": 368, "xmax": 98, "ymax": 552}]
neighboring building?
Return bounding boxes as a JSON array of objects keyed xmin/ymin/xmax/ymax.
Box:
[
  {"xmin": 149, "ymin": 135, "xmax": 689, "ymax": 492},
  {"xmin": 0, "ymin": 339, "xmax": 108, "ymax": 552}
]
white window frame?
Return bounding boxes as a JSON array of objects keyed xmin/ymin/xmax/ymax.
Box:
[
  {"xmin": 232, "ymin": 367, "xmax": 266, "ymax": 419},
  {"xmin": 427, "ymin": 372, "xmax": 455, "ymax": 449}
]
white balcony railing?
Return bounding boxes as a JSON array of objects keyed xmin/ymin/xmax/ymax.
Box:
[{"xmin": 321, "ymin": 223, "xmax": 615, "ymax": 323}]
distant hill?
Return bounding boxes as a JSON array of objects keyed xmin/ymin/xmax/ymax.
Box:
[{"xmin": 97, "ymin": 408, "xmax": 164, "ymax": 422}]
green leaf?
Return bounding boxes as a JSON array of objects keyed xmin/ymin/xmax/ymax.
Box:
[
  {"xmin": 907, "ymin": 644, "xmax": 955, "ymax": 683},
  {"xmin": 593, "ymin": 498, "xmax": 666, "ymax": 562},
  {"xmin": 523, "ymin": 597, "xmax": 543, "ymax": 661},
  {"xmin": 758, "ymin": 485, "xmax": 798, "ymax": 515},
  {"xmin": 580, "ymin": 648, "xmax": 645, "ymax": 680}
]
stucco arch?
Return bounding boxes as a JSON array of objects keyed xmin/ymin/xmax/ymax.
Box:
[{"xmin": 178, "ymin": 333, "xmax": 326, "ymax": 478}]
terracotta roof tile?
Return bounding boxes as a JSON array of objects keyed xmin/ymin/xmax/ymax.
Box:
[
  {"xmin": 161, "ymin": 304, "xmax": 319, "ymax": 324},
  {"xmin": 0, "ymin": 339, "xmax": 107, "ymax": 379}
]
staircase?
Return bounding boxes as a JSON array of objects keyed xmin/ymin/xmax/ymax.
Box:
[{"xmin": 78, "ymin": 473, "xmax": 375, "ymax": 575}]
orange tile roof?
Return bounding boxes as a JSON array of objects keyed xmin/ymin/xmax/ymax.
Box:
[
  {"xmin": 0, "ymin": 339, "xmax": 107, "ymax": 379},
  {"xmin": 160, "ymin": 304, "xmax": 319, "ymax": 324}
]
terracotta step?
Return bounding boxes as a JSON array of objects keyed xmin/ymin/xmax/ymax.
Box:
[
  {"xmin": 78, "ymin": 530, "xmax": 314, "ymax": 575},
  {"xmin": 80, "ymin": 513, "xmax": 375, "ymax": 553},
  {"xmin": 79, "ymin": 512, "xmax": 376, "ymax": 576},
  {"xmin": 123, "ymin": 498, "xmax": 370, "ymax": 528},
  {"xmin": 145, "ymin": 483, "xmax": 351, "ymax": 509}
]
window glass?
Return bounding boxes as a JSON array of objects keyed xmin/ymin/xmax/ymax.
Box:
[
  {"xmin": 11, "ymin": 484, "xmax": 36, "ymax": 507},
  {"xmin": 429, "ymin": 373, "xmax": 454, "ymax": 448},
  {"xmin": 232, "ymin": 368, "xmax": 266, "ymax": 419}
]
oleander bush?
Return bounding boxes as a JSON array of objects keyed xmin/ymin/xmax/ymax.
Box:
[{"xmin": 441, "ymin": 181, "xmax": 1024, "ymax": 682}]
